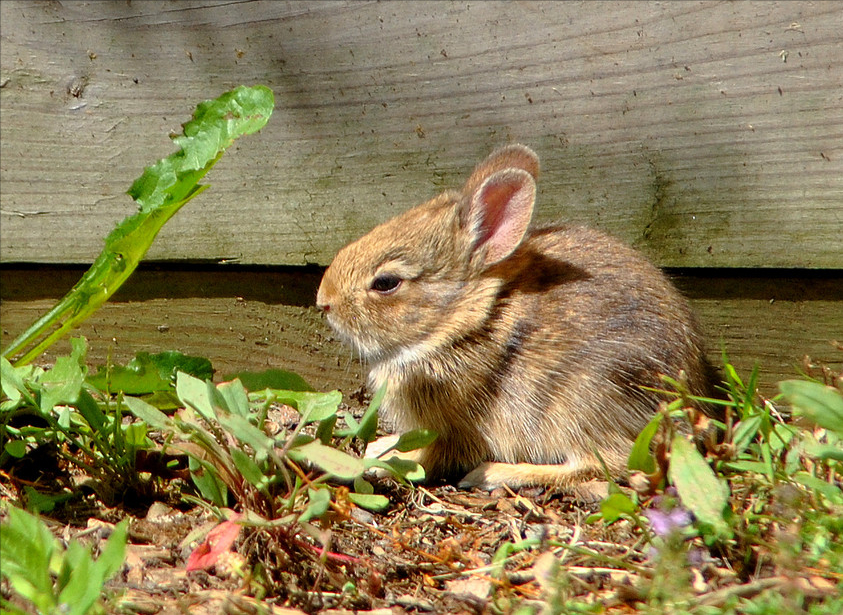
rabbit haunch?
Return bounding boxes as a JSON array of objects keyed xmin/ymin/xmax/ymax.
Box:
[{"xmin": 316, "ymin": 144, "xmax": 714, "ymax": 490}]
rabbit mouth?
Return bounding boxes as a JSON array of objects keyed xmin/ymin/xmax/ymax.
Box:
[{"xmin": 324, "ymin": 314, "xmax": 384, "ymax": 361}]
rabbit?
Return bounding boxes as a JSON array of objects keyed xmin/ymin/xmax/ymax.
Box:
[{"xmin": 316, "ymin": 144, "xmax": 716, "ymax": 491}]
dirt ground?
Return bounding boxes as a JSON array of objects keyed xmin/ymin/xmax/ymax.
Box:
[{"xmin": 5, "ymin": 479, "xmax": 644, "ymax": 614}]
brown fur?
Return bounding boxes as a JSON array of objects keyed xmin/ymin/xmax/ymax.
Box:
[{"xmin": 317, "ymin": 145, "xmax": 715, "ymax": 490}]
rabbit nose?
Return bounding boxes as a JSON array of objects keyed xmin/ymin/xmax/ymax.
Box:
[
  {"xmin": 316, "ymin": 280, "xmax": 332, "ymax": 312},
  {"xmin": 315, "ymin": 292, "xmax": 330, "ymax": 312}
]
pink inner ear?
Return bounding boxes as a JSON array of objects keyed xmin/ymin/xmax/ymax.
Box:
[{"xmin": 473, "ymin": 170, "xmax": 535, "ymax": 266}]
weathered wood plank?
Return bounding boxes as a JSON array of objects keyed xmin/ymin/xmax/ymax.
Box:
[
  {"xmin": 1, "ymin": 1, "xmax": 841, "ymax": 268},
  {"xmin": 1, "ymin": 268, "xmax": 840, "ymax": 397}
]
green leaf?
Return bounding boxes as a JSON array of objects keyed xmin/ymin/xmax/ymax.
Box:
[
  {"xmin": 215, "ymin": 379, "xmax": 251, "ymax": 418},
  {"xmin": 792, "ymin": 471, "xmax": 843, "ymax": 505},
  {"xmin": 122, "ymin": 422, "xmax": 152, "ymax": 448},
  {"xmin": 92, "ymin": 519, "xmax": 129, "ymax": 584},
  {"xmin": 267, "ymin": 390, "xmax": 342, "ymax": 424},
  {"xmin": 176, "ymin": 372, "xmax": 217, "ymax": 421},
  {"xmin": 87, "ymin": 355, "xmax": 168, "ymax": 395},
  {"xmin": 74, "ymin": 389, "xmax": 108, "ymax": 433},
  {"xmin": 732, "ymin": 414, "xmax": 762, "ymax": 455},
  {"xmin": 23, "ymin": 486, "xmax": 72, "ymax": 514},
  {"xmin": 0, "ymin": 506, "xmax": 57, "ymax": 610},
  {"xmin": 357, "ymin": 383, "xmax": 386, "ymax": 444},
  {"xmin": 149, "ymin": 351, "xmax": 214, "ymax": 382},
  {"xmin": 353, "ymin": 476, "xmax": 374, "ymax": 495},
  {"xmin": 803, "ymin": 440, "xmax": 843, "ymax": 462},
  {"xmin": 599, "ymin": 492, "xmax": 638, "ymax": 523},
  {"xmin": 316, "ymin": 414, "xmax": 338, "ymax": 445},
  {"xmin": 38, "ymin": 354, "xmax": 86, "ymax": 414},
  {"xmin": 723, "ymin": 460, "xmax": 772, "ymax": 475},
  {"xmin": 4, "ymin": 440, "xmax": 27, "ymax": 458},
  {"xmin": 217, "ymin": 414, "xmax": 274, "ymax": 457},
  {"xmin": 299, "ymin": 488, "xmax": 331, "ymax": 523},
  {"xmin": 348, "ymin": 492, "xmax": 390, "ymax": 512},
  {"xmin": 628, "ymin": 412, "xmax": 662, "ymax": 473},
  {"xmin": 57, "ymin": 543, "xmax": 98, "ymax": 615},
  {"xmin": 288, "ymin": 440, "xmax": 365, "ymax": 480},
  {"xmin": 1, "ymin": 356, "xmax": 34, "ymax": 407},
  {"xmin": 128, "ymin": 84, "xmax": 274, "ymax": 209},
  {"xmin": 122, "ymin": 395, "xmax": 176, "ymax": 431},
  {"xmin": 231, "ymin": 448, "xmax": 269, "ymax": 489},
  {"xmin": 3, "ymin": 85, "xmax": 274, "ymax": 366},
  {"xmin": 364, "ymin": 456, "xmax": 426, "ymax": 482},
  {"xmin": 189, "ymin": 455, "xmax": 229, "ymax": 507},
  {"xmin": 394, "ymin": 428, "xmax": 438, "ymax": 452},
  {"xmin": 87, "ymin": 351, "xmax": 214, "ymax": 395},
  {"xmin": 780, "ymin": 380, "xmax": 843, "ymax": 435},
  {"xmin": 668, "ymin": 435, "xmax": 732, "ymax": 538},
  {"xmin": 229, "ymin": 368, "xmax": 313, "ymax": 392}
]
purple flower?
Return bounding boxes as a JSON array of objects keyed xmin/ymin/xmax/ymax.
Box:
[{"xmin": 644, "ymin": 506, "xmax": 692, "ymax": 537}]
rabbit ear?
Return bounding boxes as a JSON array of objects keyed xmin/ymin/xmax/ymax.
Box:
[
  {"xmin": 463, "ymin": 144, "xmax": 539, "ymax": 197},
  {"xmin": 465, "ymin": 167, "xmax": 536, "ymax": 266}
]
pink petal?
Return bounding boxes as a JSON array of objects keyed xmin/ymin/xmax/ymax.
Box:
[{"xmin": 186, "ymin": 514, "xmax": 243, "ymax": 571}]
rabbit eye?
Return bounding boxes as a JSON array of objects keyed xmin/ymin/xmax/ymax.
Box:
[{"xmin": 371, "ymin": 274, "xmax": 402, "ymax": 294}]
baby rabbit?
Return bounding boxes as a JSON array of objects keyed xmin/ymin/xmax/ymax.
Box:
[{"xmin": 316, "ymin": 144, "xmax": 715, "ymax": 490}]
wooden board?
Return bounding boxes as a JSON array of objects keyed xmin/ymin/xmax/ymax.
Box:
[
  {"xmin": 2, "ymin": 1, "xmax": 841, "ymax": 268},
  {"xmin": 2, "ymin": 268, "xmax": 840, "ymax": 398}
]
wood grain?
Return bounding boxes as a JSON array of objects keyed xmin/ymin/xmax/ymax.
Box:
[
  {"xmin": 2, "ymin": 268, "xmax": 840, "ymax": 398},
  {"xmin": 2, "ymin": 1, "xmax": 840, "ymax": 268}
]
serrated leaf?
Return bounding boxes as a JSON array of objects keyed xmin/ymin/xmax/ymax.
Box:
[
  {"xmin": 128, "ymin": 85, "xmax": 274, "ymax": 209},
  {"xmin": 668, "ymin": 435, "xmax": 731, "ymax": 537},
  {"xmin": 3, "ymin": 85, "xmax": 273, "ymax": 366}
]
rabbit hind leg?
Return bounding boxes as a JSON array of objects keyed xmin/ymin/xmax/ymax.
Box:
[{"xmin": 459, "ymin": 459, "xmax": 605, "ymax": 495}]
